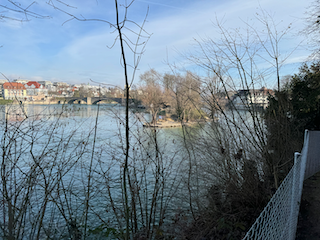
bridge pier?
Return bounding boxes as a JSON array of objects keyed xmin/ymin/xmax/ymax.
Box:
[{"xmin": 86, "ymin": 97, "xmax": 91, "ymax": 105}]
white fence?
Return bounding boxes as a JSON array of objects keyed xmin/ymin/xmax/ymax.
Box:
[{"xmin": 243, "ymin": 130, "xmax": 320, "ymax": 240}]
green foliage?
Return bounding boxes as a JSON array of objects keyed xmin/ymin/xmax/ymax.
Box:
[
  {"xmin": 73, "ymin": 90, "xmax": 80, "ymax": 98},
  {"xmin": 188, "ymin": 108, "xmax": 206, "ymax": 120},
  {"xmin": 55, "ymin": 97, "xmax": 66, "ymax": 101},
  {"xmin": 88, "ymin": 224, "xmax": 120, "ymax": 238},
  {"xmin": 0, "ymin": 99, "xmax": 13, "ymax": 105},
  {"xmin": 158, "ymin": 110, "xmax": 166, "ymax": 115},
  {"xmin": 265, "ymin": 61, "xmax": 320, "ymax": 187},
  {"xmin": 265, "ymin": 91, "xmax": 298, "ymax": 183},
  {"xmin": 266, "ymin": 62, "xmax": 320, "ymax": 139},
  {"xmin": 290, "ymin": 62, "xmax": 320, "ymax": 131}
]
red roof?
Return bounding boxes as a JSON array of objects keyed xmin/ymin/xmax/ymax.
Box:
[
  {"xmin": 3, "ymin": 82, "xmax": 26, "ymax": 90},
  {"xmin": 26, "ymin": 81, "xmax": 42, "ymax": 88}
]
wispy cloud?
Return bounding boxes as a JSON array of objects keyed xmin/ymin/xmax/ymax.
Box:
[{"xmin": 0, "ymin": 0, "xmax": 313, "ymax": 87}]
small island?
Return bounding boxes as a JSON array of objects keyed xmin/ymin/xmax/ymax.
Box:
[
  {"xmin": 142, "ymin": 118, "xmax": 196, "ymax": 128},
  {"xmin": 136, "ymin": 70, "xmax": 210, "ymax": 128}
]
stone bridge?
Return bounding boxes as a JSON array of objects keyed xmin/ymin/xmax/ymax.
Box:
[{"xmin": 58, "ymin": 97, "xmax": 136, "ymax": 105}]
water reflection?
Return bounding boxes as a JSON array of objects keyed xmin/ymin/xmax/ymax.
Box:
[
  {"xmin": 0, "ymin": 105, "xmax": 28, "ymax": 122},
  {"xmin": 0, "ymin": 104, "xmax": 126, "ymax": 122}
]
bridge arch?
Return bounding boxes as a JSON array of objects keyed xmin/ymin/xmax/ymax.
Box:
[
  {"xmin": 67, "ymin": 99, "xmax": 87, "ymax": 104},
  {"xmin": 92, "ymin": 99, "xmax": 120, "ymax": 105},
  {"xmin": 61, "ymin": 97, "xmax": 136, "ymax": 105},
  {"xmin": 91, "ymin": 97, "xmax": 120, "ymax": 104}
]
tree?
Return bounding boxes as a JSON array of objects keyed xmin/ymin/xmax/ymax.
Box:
[
  {"xmin": 2, "ymin": 1, "xmax": 153, "ymax": 239},
  {"xmin": 163, "ymin": 72, "xmax": 202, "ymax": 122},
  {"xmin": 304, "ymin": 0, "xmax": 320, "ymax": 58},
  {"xmin": 0, "ymin": 0, "xmax": 48, "ymax": 22},
  {"xmin": 265, "ymin": 90, "xmax": 298, "ymax": 183},
  {"xmin": 138, "ymin": 69, "xmax": 164, "ymax": 124},
  {"xmin": 177, "ymin": 9, "xmax": 298, "ymax": 239},
  {"xmin": 246, "ymin": 9, "xmax": 296, "ymax": 92},
  {"xmin": 77, "ymin": 86, "xmax": 93, "ymax": 98},
  {"xmin": 73, "ymin": 89, "xmax": 80, "ymax": 97},
  {"xmin": 265, "ymin": 61, "xmax": 320, "ymax": 187},
  {"xmin": 290, "ymin": 62, "xmax": 320, "ymax": 131}
]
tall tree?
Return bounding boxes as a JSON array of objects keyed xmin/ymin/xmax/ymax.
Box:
[
  {"xmin": 304, "ymin": 0, "xmax": 320, "ymax": 58},
  {"xmin": 46, "ymin": 1, "xmax": 151, "ymax": 239},
  {"xmin": 291, "ymin": 62, "xmax": 320, "ymax": 131},
  {"xmin": 163, "ymin": 72, "xmax": 202, "ymax": 122},
  {"xmin": 139, "ymin": 69, "xmax": 164, "ymax": 124},
  {"xmin": 265, "ymin": 61, "xmax": 320, "ymax": 186}
]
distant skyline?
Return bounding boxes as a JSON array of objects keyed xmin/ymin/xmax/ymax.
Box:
[{"xmin": 0, "ymin": 0, "xmax": 314, "ymax": 88}]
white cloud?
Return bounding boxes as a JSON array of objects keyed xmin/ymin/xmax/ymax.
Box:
[{"xmin": 0, "ymin": 0, "xmax": 314, "ymax": 86}]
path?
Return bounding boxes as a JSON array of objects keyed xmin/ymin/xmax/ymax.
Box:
[{"xmin": 296, "ymin": 171, "xmax": 320, "ymax": 239}]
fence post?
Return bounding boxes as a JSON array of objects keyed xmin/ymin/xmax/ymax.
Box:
[{"xmin": 288, "ymin": 152, "xmax": 301, "ymax": 239}]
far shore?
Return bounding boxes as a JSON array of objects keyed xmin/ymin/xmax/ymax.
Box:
[
  {"xmin": 143, "ymin": 119, "xmax": 208, "ymax": 128},
  {"xmin": 0, "ymin": 99, "xmax": 61, "ymax": 105}
]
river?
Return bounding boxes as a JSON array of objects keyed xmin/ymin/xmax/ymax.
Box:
[
  {"xmin": 0, "ymin": 103, "xmax": 265, "ymax": 239},
  {"xmin": 0, "ymin": 104, "xmax": 194, "ymax": 239}
]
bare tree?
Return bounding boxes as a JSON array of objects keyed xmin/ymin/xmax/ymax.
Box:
[
  {"xmin": 0, "ymin": 104, "xmax": 94, "ymax": 239},
  {"xmin": 0, "ymin": 1, "xmax": 49, "ymax": 22},
  {"xmin": 162, "ymin": 72, "xmax": 203, "ymax": 122},
  {"xmin": 187, "ymin": 9, "xmax": 299, "ymax": 189},
  {"xmin": 304, "ymin": 0, "xmax": 320, "ymax": 58},
  {"xmin": 138, "ymin": 69, "xmax": 164, "ymax": 124},
  {"xmin": 246, "ymin": 9, "xmax": 299, "ymax": 91},
  {"xmin": 173, "ymin": 9, "xmax": 301, "ymax": 239},
  {"xmin": 46, "ymin": 1, "xmax": 152, "ymax": 239}
]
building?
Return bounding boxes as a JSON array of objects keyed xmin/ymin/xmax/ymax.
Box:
[
  {"xmin": 13, "ymin": 79, "xmax": 30, "ymax": 84},
  {"xmin": 53, "ymin": 82, "xmax": 68, "ymax": 87},
  {"xmin": 38, "ymin": 80, "xmax": 53, "ymax": 89},
  {"xmin": 0, "ymin": 79, "xmax": 9, "ymax": 97},
  {"xmin": 2, "ymin": 82, "xmax": 27, "ymax": 100},
  {"xmin": 25, "ymin": 81, "xmax": 48, "ymax": 100},
  {"xmin": 0, "ymin": 79, "xmax": 8, "ymax": 84},
  {"xmin": 231, "ymin": 87, "xmax": 274, "ymax": 110}
]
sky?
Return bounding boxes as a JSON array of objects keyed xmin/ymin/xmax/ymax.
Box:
[{"xmin": 0, "ymin": 0, "xmax": 315, "ymax": 88}]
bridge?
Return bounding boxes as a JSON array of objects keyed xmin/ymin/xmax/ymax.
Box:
[{"xmin": 57, "ymin": 97, "xmax": 136, "ymax": 105}]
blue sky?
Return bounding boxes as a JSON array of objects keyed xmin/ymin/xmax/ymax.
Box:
[{"xmin": 0, "ymin": 0, "xmax": 314, "ymax": 88}]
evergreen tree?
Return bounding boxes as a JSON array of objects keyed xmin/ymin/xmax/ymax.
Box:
[
  {"xmin": 265, "ymin": 61, "xmax": 320, "ymax": 186},
  {"xmin": 290, "ymin": 62, "xmax": 320, "ymax": 131}
]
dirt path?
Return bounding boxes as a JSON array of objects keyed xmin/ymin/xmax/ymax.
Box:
[{"xmin": 296, "ymin": 171, "xmax": 320, "ymax": 239}]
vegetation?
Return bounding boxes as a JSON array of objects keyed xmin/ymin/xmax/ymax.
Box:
[
  {"xmin": 136, "ymin": 70, "xmax": 204, "ymax": 124},
  {"xmin": 290, "ymin": 62, "xmax": 320, "ymax": 131},
  {"xmin": 265, "ymin": 61, "xmax": 320, "ymax": 183},
  {"xmin": 1, "ymin": 0, "xmax": 319, "ymax": 239},
  {"xmin": 0, "ymin": 99, "xmax": 13, "ymax": 105},
  {"xmin": 138, "ymin": 69, "xmax": 165, "ymax": 124}
]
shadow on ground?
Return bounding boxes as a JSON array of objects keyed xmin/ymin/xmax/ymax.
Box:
[{"xmin": 296, "ymin": 171, "xmax": 320, "ymax": 240}]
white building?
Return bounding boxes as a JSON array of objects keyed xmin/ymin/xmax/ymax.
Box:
[
  {"xmin": 14, "ymin": 79, "xmax": 29, "ymax": 84},
  {"xmin": 231, "ymin": 87, "xmax": 274, "ymax": 110},
  {"xmin": 25, "ymin": 81, "xmax": 48, "ymax": 100}
]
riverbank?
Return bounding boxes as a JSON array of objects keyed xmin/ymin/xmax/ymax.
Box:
[
  {"xmin": 143, "ymin": 119, "xmax": 207, "ymax": 128},
  {"xmin": 0, "ymin": 99, "xmax": 123, "ymax": 105},
  {"xmin": 0, "ymin": 99, "xmax": 60, "ymax": 105},
  {"xmin": 0, "ymin": 99, "xmax": 14, "ymax": 105}
]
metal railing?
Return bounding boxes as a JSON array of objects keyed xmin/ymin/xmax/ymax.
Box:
[{"xmin": 243, "ymin": 130, "xmax": 320, "ymax": 240}]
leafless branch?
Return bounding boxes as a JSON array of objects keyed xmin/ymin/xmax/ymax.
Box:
[{"xmin": 0, "ymin": 0, "xmax": 49, "ymax": 21}]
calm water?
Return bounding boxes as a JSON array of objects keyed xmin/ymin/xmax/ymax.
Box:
[
  {"xmin": 0, "ymin": 104, "xmax": 192, "ymax": 238},
  {"xmin": 0, "ymin": 103, "xmax": 264, "ymax": 238}
]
